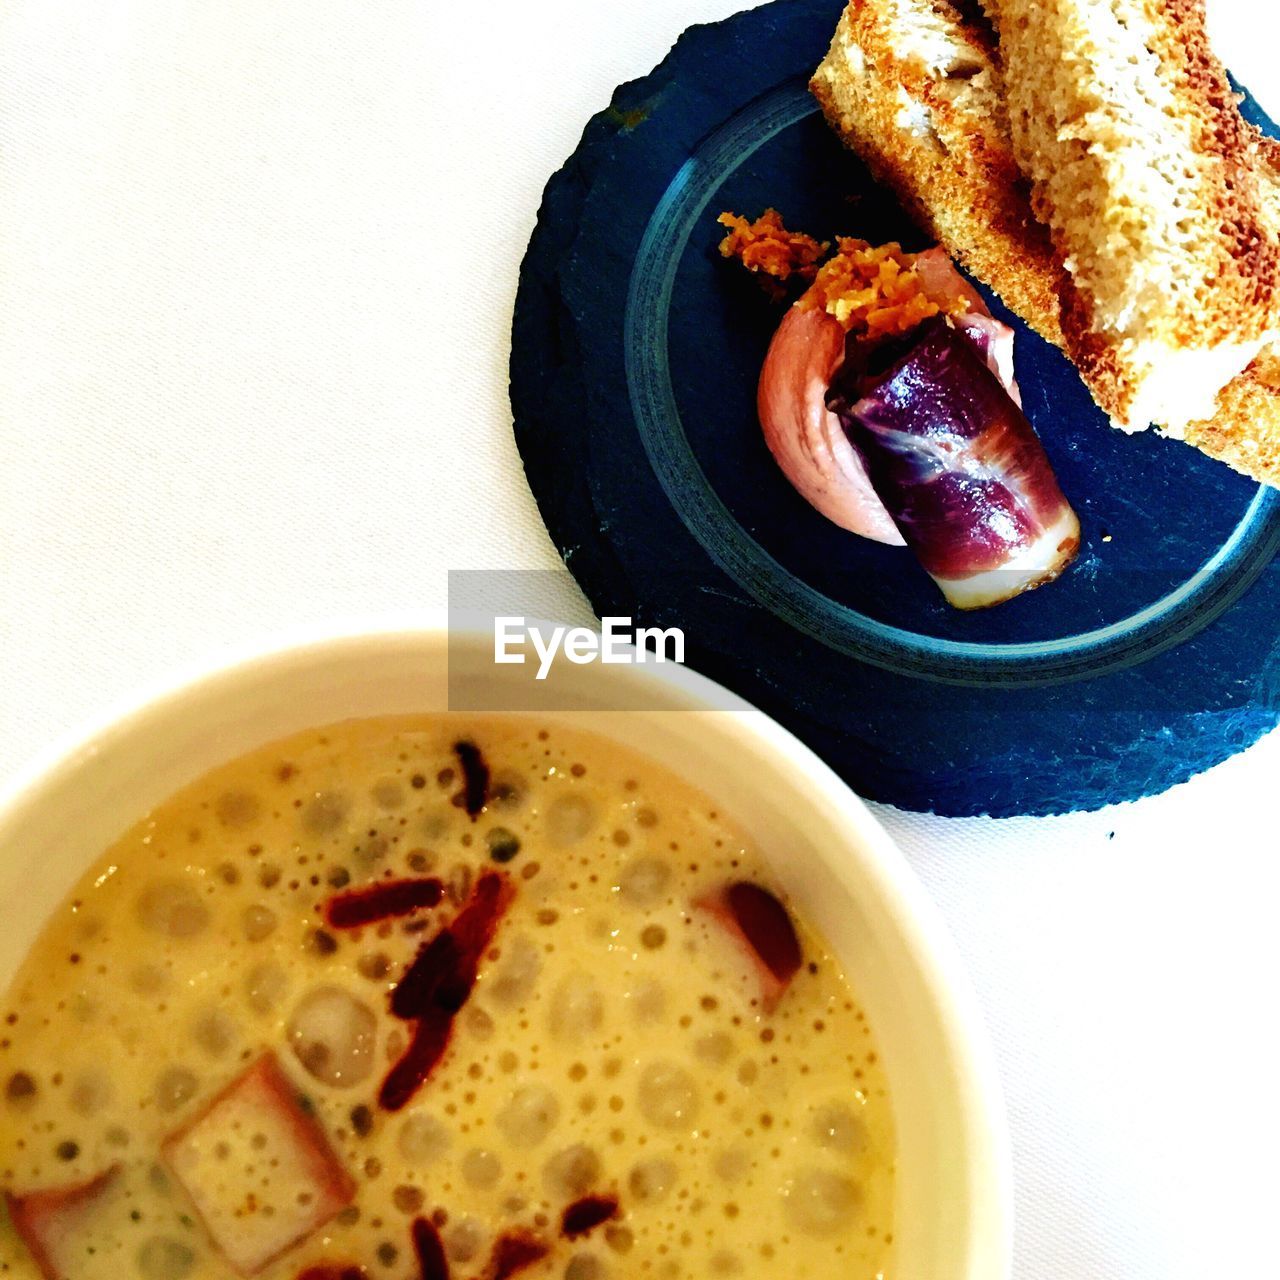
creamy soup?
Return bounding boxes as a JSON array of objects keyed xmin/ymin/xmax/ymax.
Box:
[{"xmin": 0, "ymin": 718, "xmax": 895, "ymax": 1280}]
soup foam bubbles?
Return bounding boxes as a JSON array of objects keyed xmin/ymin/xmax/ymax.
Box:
[{"xmin": 0, "ymin": 717, "xmax": 895, "ymax": 1279}]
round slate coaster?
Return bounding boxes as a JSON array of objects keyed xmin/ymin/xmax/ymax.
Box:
[{"xmin": 510, "ymin": 0, "xmax": 1280, "ymax": 817}]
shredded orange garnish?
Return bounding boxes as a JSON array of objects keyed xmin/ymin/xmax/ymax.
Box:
[
  {"xmin": 717, "ymin": 209, "xmax": 829, "ymax": 292},
  {"xmin": 801, "ymin": 238, "xmax": 965, "ymax": 339},
  {"xmin": 719, "ymin": 211, "xmax": 970, "ymax": 337}
]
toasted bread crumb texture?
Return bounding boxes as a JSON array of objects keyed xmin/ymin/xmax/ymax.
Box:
[
  {"xmin": 988, "ymin": 0, "xmax": 1280, "ymax": 427},
  {"xmin": 1182, "ymin": 344, "xmax": 1280, "ymax": 483},
  {"xmin": 811, "ymin": 0, "xmax": 1280, "ymax": 485}
]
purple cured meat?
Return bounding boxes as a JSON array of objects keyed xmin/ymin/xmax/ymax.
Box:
[{"xmin": 827, "ymin": 317, "xmax": 1080, "ymax": 609}]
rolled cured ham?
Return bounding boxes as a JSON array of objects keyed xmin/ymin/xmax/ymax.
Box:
[
  {"xmin": 737, "ymin": 217, "xmax": 1079, "ymax": 608},
  {"xmin": 755, "ymin": 240, "xmax": 1036, "ymax": 552},
  {"xmin": 826, "ymin": 316, "xmax": 1080, "ymax": 609}
]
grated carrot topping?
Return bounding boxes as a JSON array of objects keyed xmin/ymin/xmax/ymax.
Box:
[
  {"xmin": 717, "ymin": 209, "xmax": 829, "ymax": 292},
  {"xmin": 801, "ymin": 238, "xmax": 967, "ymax": 339},
  {"xmin": 718, "ymin": 212, "xmax": 971, "ymax": 338}
]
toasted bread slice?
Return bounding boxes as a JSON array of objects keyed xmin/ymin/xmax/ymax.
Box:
[
  {"xmin": 811, "ymin": 0, "xmax": 1280, "ymax": 486},
  {"xmin": 812, "ymin": 0, "xmax": 1068, "ymax": 344},
  {"xmin": 987, "ymin": 0, "xmax": 1280, "ymax": 431},
  {"xmin": 1181, "ymin": 337, "xmax": 1280, "ymax": 481},
  {"xmin": 162, "ymin": 1054, "xmax": 355, "ymax": 1276},
  {"xmin": 5, "ymin": 1166, "xmax": 124, "ymax": 1280},
  {"xmin": 696, "ymin": 882, "xmax": 803, "ymax": 1013}
]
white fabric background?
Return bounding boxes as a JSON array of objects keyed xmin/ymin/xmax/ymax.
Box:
[{"xmin": 1, "ymin": 2, "xmax": 1276, "ymax": 1276}]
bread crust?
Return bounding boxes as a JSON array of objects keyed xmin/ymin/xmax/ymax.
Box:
[
  {"xmin": 810, "ymin": 0, "xmax": 1068, "ymax": 345},
  {"xmin": 989, "ymin": 0, "xmax": 1280, "ymax": 427},
  {"xmin": 811, "ymin": 0, "xmax": 1280, "ymax": 486},
  {"xmin": 1182, "ymin": 345, "xmax": 1280, "ymax": 483}
]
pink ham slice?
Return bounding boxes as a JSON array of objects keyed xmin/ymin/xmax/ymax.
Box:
[
  {"xmin": 162, "ymin": 1053, "xmax": 356, "ymax": 1276},
  {"xmin": 4, "ymin": 1165, "xmax": 123, "ymax": 1280},
  {"xmin": 758, "ymin": 305, "xmax": 905, "ymax": 545},
  {"xmin": 757, "ymin": 248, "xmax": 1023, "ymax": 544}
]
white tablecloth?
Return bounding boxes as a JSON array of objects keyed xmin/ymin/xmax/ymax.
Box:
[{"xmin": 1, "ymin": 2, "xmax": 1276, "ymax": 1275}]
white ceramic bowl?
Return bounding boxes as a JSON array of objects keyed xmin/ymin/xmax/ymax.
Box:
[{"xmin": 0, "ymin": 623, "xmax": 1011, "ymax": 1278}]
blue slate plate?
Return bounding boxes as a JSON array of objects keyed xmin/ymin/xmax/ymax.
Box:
[{"xmin": 510, "ymin": 0, "xmax": 1279, "ymax": 817}]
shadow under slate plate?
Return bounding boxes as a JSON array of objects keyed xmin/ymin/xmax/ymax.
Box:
[{"xmin": 510, "ymin": 0, "xmax": 1280, "ymax": 817}]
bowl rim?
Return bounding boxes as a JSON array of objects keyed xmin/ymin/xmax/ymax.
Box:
[{"xmin": 0, "ymin": 612, "xmax": 1014, "ymax": 1277}]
